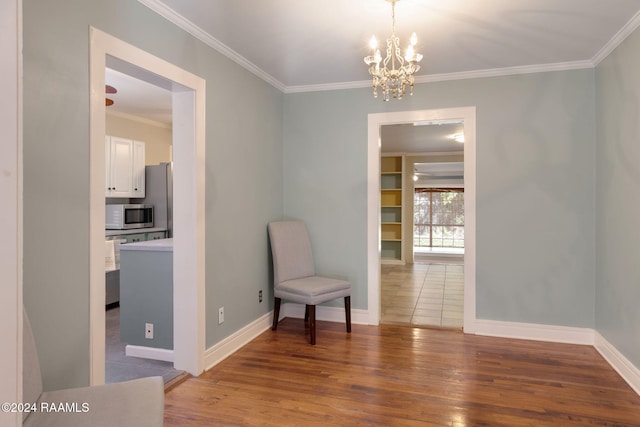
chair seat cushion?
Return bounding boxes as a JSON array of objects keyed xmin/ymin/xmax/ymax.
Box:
[
  {"xmin": 275, "ymin": 276, "xmax": 351, "ymax": 305},
  {"xmin": 23, "ymin": 377, "xmax": 164, "ymax": 427}
]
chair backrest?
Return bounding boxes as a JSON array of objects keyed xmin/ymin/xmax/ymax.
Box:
[
  {"xmin": 23, "ymin": 308, "xmax": 43, "ymax": 421},
  {"xmin": 268, "ymin": 221, "xmax": 315, "ymax": 284}
]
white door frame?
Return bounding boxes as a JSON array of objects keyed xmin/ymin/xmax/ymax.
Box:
[
  {"xmin": 367, "ymin": 107, "xmax": 477, "ymax": 332},
  {"xmin": 89, "ymin": 28, "xmax": 206, "ymax": 383},
  {"xmin": 0, "ymin": 0, "xmax": 23, "ymax": 424}
]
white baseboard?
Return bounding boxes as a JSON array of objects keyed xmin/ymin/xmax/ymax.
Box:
[
  {"xmin": 204, "ymin": 311, "xmax": 272, "ymax": 371},
  {"xmin": 125, "ymin": 345, "xmax": 174, "ymax": 362},
  {"xmin": 281, "ymin": 302, "xmax": 370, "ymax": 325},
  {"xmin": 473, "ymin": 319, "xmax": 595, "ymax": 345},
  {"xmin": 594, "ymin": 331, "xmax": 640, "ymax": 395},
  {"xmin": 472, "ymin": 319, "xmax": 640, "ymax": 397}
]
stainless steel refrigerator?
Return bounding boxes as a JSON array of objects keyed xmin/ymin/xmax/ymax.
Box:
[{"xmin": 142, "ymin": 162, "xmax": 173, "ymax": 237}]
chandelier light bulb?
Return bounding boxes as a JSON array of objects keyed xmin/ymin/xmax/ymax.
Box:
[
  {"xmin": 410, "ymin": 32, "xmax": 418, "ymax": 46},
  {"xmin": 370, "ymin": 36, "xmax": 378, "ymax": 50},
  {"xmin": 405, "ymin": 45, "xmax": 415, "ymax": 61}
]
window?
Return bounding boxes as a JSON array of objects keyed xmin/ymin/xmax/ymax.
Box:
[{"xmin": 414, "ymin": 188, "xmax": 464, "ymax": 248}]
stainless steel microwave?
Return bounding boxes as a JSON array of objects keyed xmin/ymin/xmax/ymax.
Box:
[{"xmin": 105, "ymin": 204, "xmax": 153, "ymax": 230}]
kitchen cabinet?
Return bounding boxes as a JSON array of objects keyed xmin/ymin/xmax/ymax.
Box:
[
  {"xmin": 104, "ymin": 228, "xmax": 167, "ymax": 307},
  {"xmin": 146, "ymin": 231, "xmax": 167, "ymax": 240},
  {"xmin": 105, "ymin": 228, "xmax": 167, "ymax": 240},
  {"xmin": 120, "ymin": 239, "xmax": 174, "ymax": 354},
  {"xmin": 132, "ymin": 140, "xmax": 146, "ymax": 197},
  {"xmin": 105, "ymin": 136, "xmax": 145, "ymax": 198},
  {"xmin": 124, "ymin": 233, "xmax": 147, "ymax": 243}
]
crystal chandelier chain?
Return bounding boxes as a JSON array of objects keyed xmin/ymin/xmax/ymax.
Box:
[{"xmin": 364, "ymin": 0, "xmax": 423, "ymax": 101}]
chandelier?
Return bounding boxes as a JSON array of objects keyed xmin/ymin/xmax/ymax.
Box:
[{"xmin": 364, "ymin": 0, "xmax": 423, "ymax": 101}]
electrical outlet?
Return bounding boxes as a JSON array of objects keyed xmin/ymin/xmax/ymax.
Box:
[
  {"xmin": 259, "ymin": 290, "xmax": 263, "ymax": 303},
  {"xmin": 218, "ymin": 307, "xmax": 224, "ymax": 324},
  {"xmin": 145, "ymin": 323, "xmax": 154, "ymax": 339}
]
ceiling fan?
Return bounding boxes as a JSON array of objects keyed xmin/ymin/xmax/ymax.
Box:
[{"xmin": 105, "ymin": 85, "xmax": 117, "ymax": 106}]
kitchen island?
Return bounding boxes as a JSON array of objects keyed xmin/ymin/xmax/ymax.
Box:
[{"xmin": 119, "ymin": 238, "xmax": 173, "ymax": 361}]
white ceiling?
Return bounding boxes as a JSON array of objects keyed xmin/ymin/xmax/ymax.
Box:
[
  {"xmin": 105, "ymin": 68, "xmax": 173, "ymax": 125},
  {"xmin": 106, "ymin": 0, "xmax": 640, "ymax": 124},
  {"xmin": 152, "ymin": 0, "xmax": 640, "ymax": 88}
]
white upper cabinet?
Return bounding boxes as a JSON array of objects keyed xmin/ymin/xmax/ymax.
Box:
[
  {"xmin": 132, "ymin": 140, "xmax": 146, "ymax": 198},
  {"xmin": 105, "ymin": 136, "xmax": 145, "ymax": 198}
]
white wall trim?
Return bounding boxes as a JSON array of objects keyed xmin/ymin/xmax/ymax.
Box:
[
  {"xmin": 367, "ymin": 107, "xmax": 477, "ymax": 331},
  {"xmin": 205, "ymin": 312, "xmax": 273, "ymax": 371},
  {"xmin": 592, "ymin": 9, "xmax": 640, "ymax": 66},
  {"xmin": 281, "ymin": 303, "xmax": 370, "ymax": 325},
  {"xmin": 0, "ymin": 0, "xmax": 23, "ymax": 424},
  {"xmin": 286, "ymin": 60, "xmax": 594, "ymax": 94},
  {"xmin": 594, "ymin": 332, "xmax": 640, "ymax": 396},
  {"xmin": 125, "ymin": 345, "xmax": 174, "ymax": 363},
  {"xmin": 89, "ymin": 28, "xmax": 206, "ymax": 383},
  {"xmin": 473, "ymin": 319, "xmax": 595, "ymax": 345}
]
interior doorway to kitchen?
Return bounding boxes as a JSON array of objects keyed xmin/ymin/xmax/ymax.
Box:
[
  {"xmin": 89, "ymin": 28, "xmax": 206, "ymax": 385},
  {"xmin": 367, "ymin": 107, "xmax": 476, "ymax": 332},
  {"xmin": 103, "ymin": 65, "xmax": 180, "ymax": 383}
]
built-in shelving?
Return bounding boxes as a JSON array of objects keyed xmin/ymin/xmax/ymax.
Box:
[{"xmin": 381, "ymin": 155, "xmax": 404, "ymax": 264}]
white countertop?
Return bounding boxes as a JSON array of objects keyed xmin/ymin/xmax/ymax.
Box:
[
  {"xmin": 105, "ymin": 227, "xmax": 167, "ymax": 237},
  {"xmin": 119, "ymin": 238, "xmax": 173, "ymax": 252}
]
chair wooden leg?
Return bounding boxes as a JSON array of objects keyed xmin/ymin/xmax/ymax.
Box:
[
  {"xmin": 309, "ymin": 305, "xmax": 316, "ymax": 345},
  {"xmin": 345, "ymin": 296, "xmax": 351, "ymax": 333},
  {"xmin": 272, "ymin": 297, "xmax": 281, "ymax": 331},
  {"xmin": 304, "ymin": 305, "xmax": 310, "ymax": 328}
]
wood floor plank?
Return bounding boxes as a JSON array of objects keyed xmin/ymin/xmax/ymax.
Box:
[{"xmin": 164, "ymin": 319, "xmax": 640, "ymax": 426}]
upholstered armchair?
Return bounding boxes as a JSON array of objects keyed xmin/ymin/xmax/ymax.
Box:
[{"xmin": 22, "ymin": 309, "xmax": 165, "ymax": 427}]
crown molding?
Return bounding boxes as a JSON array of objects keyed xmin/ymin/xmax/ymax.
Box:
[
  {"xmin": 592, "ymin": 8, "xmax": 640, "ymax": 65},
  {"xmin": 286, "ymin": 60, "xmax": 594, "ymax": 94},
  {"xmin": 285, "ymin": 79, "xmax": 372, "ymax": 94},
  {"xmin": 415, "ymin": 60, "xmax": 595, "ymax": 83},
  {"xmin": 137, "ymin": 0, "xmax": 286, "ymax": 92},
  {"xmin": 138, "ymin": 0, "xmax": 637, "ymax": 95}
]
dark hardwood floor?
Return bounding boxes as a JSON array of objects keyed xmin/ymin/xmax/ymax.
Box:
[{"xmin": 164, "ymin": 318, "xmax": 640, "ymax": 426}]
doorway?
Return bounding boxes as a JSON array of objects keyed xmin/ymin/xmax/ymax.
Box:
[
  {"xmin": 367, "ymin": 107, "xmax": 476, "ymax": 333},
  {"xmin": 89, "ymin": 28, "xmax": 206, "ymax": 385},
  {"xmin": 379, "ymin": 121, "xmax": 465, "ymax": 328},
  {"xmin": 103, "ymin": 66, "xmax": 180, "ymax": 383}
]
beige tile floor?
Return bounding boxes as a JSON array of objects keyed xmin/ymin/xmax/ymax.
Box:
[{"xmin": 381, "ymin": 262, "xmax": 464, "ymax": 329}]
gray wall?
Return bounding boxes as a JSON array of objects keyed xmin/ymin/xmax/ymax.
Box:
[
  {"xmin": 283, "ymin": 70, "xmax": 596, "ymax": 325},
  {"xmin": 595, "ymin": 27, "xmax": 640, "ymax": 367},
  {"xmin": 23, "ymin": 0, "xmax": 283, "ymax": 390}
]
